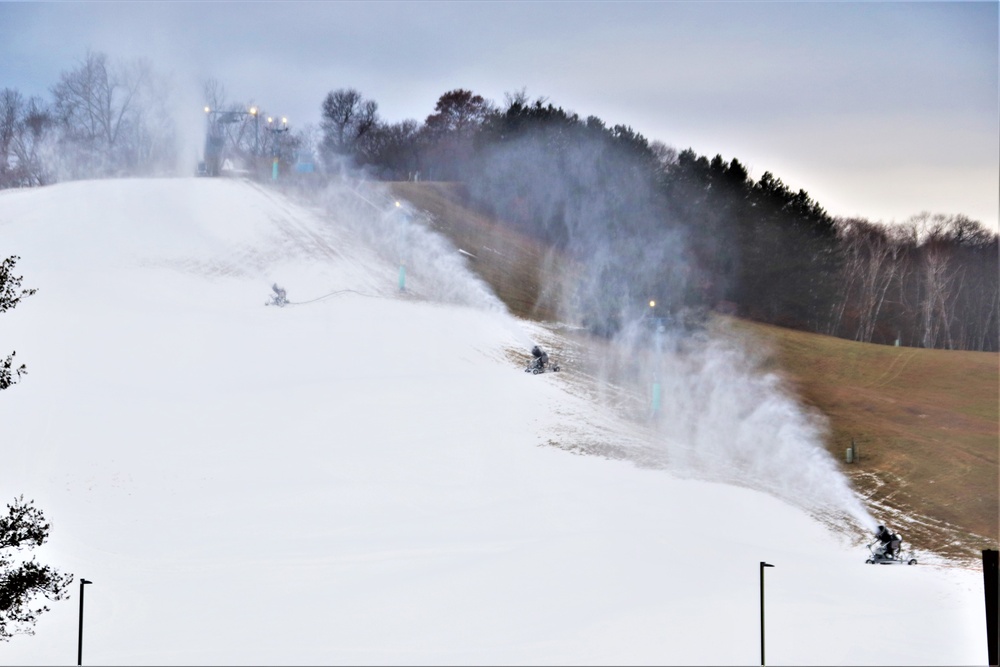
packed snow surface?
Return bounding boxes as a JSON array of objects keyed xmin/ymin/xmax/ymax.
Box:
[{"xmin": 0, "ymin": 178, "xmax": 987, "ymax": 665}]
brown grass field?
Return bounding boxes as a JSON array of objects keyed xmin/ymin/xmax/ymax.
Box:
[{"xmin": 388, "ymin": 181, "xmax": 999, "ymax": 562}]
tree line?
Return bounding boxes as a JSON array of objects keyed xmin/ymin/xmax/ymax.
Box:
[
  {"xmin": 2, "ymin": 53, "xmax": 996, "ymax": 351},
  {"xmin": 323, "ymin": 86, "xmax": 997, "ymax": 351},
  {"xmin": 2, "ymin": 51, "xmax": 178, "ymax": 186}
]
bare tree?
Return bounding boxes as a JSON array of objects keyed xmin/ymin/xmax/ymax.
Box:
[
  {"xmin": 51, "ymin": 51, "xmax": 135, "ymax": 174},
  {"xmin": 357, "ymin": 118, "xmax": 421, "ymax": 179},
  {"xmin": 1, "ymin": 90, "xmax": 55, "ymax": 188},
  {"xmin": 832, "ymin": 214, "xmax": 998, "ymax": 351},
  {"xmin": 50, "ymin": 51, "xmax": 174, "ymax": 178},
  {"xmin": 849, "ymin": 220, "xmax": 904, "ymax": 343},
  {"xmin": 971, "ymin": 262, "xmax": 1000, "ymax": 351},
  {"xmin": 964, "ymin": 239, "xmax": 1000, "ymax": 351},
  {"xmin": 320, "ymin": 88, "xmax": 378, "ymax": 169},
  {"xmin": 502, "ymin": 87, "xmax": 532, "ymax": 109},
  {"xmin": 910, "ymin": 214, "xmax": 963, "ymax": 349},
  {"xmin": 934, "ymin": 216, "xmax": 998, "ymax": 351},
  {"xmin": 11, "ymin": 97, "xmax": 54, "ymax": 186},
  {"xmin": 202, "ymin": 78, "xmax": 229, "ymax": 117},
  {"xmin": 0, "ymin": 89, "xmax": 17, "ymax": 185},
  {"xmin": 649, "ymin": 140, "xmax": 678, "ymax": 174},
  {"xmin": 117, "ymin": 59, "xmax": 176, "ymax": 174},
  {"xmin": 829, "ymin": 218, "xmax": 865, "ymax": 336}
]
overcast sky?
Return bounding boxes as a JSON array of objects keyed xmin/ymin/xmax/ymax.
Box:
[{"xmin": 2, "ymin": 1, "xmax": 997, "ymax": 229}]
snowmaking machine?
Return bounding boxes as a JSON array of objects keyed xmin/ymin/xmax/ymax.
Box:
[
  {"xmin": 525, "ymin": 345, "xmax": 560, "ymax": 374},
  {"xmin": 865, "ymin": 525, "xmax": 917, "ymax": 565}
]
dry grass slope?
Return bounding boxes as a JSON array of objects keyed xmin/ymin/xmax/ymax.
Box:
[{"xmin": 389, "ymin": 181, "xmax": 999, "ymax": 561}]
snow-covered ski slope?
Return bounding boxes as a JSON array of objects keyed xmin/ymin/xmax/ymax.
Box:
[{"xmin": 0, "ymin": 178, "xmax": 987, "ymax": 665}]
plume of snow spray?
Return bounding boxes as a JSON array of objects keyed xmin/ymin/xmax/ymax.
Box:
[
  {"xmin": 604, "ymin": 317, "xmax": 875, "ymax": 529},
  {"xmin": 289, "ymin": 136, "xmax": 875, "ymax": 533},
  {"xmin": 463, "ymin": 126, "xmax": 873, "ymax": 530},
  {"xmin": 295, "ymin": 179, "xmax": 507, "ymax": 312}
]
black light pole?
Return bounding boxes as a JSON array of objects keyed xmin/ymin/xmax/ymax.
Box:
[
  {"xmin": 984, "ymin": 549, "xmax": 998, "ymax": 667},
  {"xmin": 760, "ymin": 562, "xmax": 774, "ymax": 666},
  {"xmin": 77, "ymin": 578, "xmax": 92, "ymax": 666}
]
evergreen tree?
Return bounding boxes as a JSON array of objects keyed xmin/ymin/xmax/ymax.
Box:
[
  {"xmin": 1, "ymin": 260, "xmax": 71, "ymax": 639},
  {"xmin": 1, "ymin": 256, "xmax": 36, "ymax": 390},
  {"xmin": 0, "ymin": 497, "xmax": 73, "ymax": 640}
]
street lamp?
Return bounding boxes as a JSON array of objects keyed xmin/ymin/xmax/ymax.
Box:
[
  {"xmin": 249, "ymin": 106, "xmax": 259, "ymax": 155},
  {"xmin": 760, "ymin": 562, "xmax": 774, "ymax": 666},
  {"xmin": 394, "ymin": 201, "xmax": 406, "ymax": 291},
  {"xmin": 650, "ymin": 299, "xmax": 661, "ymax": 415},
  {"xmin": 77, "ymin": 578, "xmax": 92, "ymax": 666},
  {"xmin": 266, "ymin": 116, "xmax": 290, "ymax": 181}
]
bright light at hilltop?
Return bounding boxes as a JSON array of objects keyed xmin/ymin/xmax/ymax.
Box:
[{"xmin": 649, "ymin": 300, "xmax": 656, "ymax": 308}]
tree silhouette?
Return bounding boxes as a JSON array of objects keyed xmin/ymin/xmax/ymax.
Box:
[
  {"xmin": 0, "ymin": 497, "xmax": 73, "ymax": 640},
  {"xmin": 319, "ymin": 88, "xmax": 378, "ymax": 170},
  {"xmin": 1, "ymin": 256, "xmax": 36, "ymax": 390},
  {"xmin": 1, "ymin": 259, "xmax": 71, "ymax": 640}
]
